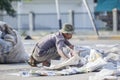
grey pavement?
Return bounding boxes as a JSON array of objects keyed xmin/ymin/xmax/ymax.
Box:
[
  {"xmin": 0, "ymin": 37, "xmax": 120, "ymax": 80},
  {"xmin": 23, "ymin": 30, "xmax": 120, "ymax": 40}
]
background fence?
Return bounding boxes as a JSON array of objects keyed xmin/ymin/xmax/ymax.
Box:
[{"xmin": 1, "ymin": 12, "xmax": 105, "ymax": 31}]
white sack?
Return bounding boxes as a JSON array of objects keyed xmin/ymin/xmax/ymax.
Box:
[
  {"xmin": 0, "ymin": 21, "xmax": 29, "ymax": 63},
  {"xmin": 83, "ymin": 57, "xmax": 107, "ymax": 72},
  {"xmin": 44, "ymin": 53, "xmax": 80, "ymax": 70},
  {"xmin": 88, "ymin": 49, "xmax": 102, "ymax": 62},
  {"xmin": 89, "ymin": 69, "xmax": 117, "ymax": 80}
]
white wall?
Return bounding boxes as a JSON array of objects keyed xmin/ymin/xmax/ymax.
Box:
[{"xmin": 7, "ymin": 0, "xmax": 95, "ymax": 30}]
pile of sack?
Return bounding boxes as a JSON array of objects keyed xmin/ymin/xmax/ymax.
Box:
[
  {"xmin": 0, "ymin": 21, "xmax": 29, "ymax": 63},
  {"xmin": 43, "ymin": 44, "xmax": 120, "ymax": 79}
]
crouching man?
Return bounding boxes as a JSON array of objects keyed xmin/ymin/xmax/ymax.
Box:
[
  {"xmin": 28, "ymin": 23, "xmax": 74, "ymax": 67},
  {"xmin": 0, "ymin": 21, "xmax": 29, "ymax": 63}
]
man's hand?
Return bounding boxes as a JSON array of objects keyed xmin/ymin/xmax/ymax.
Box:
[{"xmin": 69, "ymin": 45, "xmax": 74, "ymax": 49}]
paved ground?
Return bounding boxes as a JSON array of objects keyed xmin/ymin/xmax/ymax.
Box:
[
  {"xmin": 0, "ymin": 62, "xmax": 97, "ymax": 80},
  {"xmin": 0, "ymin": 37, "xmax": 120, "ymax": 80}
]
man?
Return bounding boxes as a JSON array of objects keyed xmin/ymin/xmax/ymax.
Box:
[
  {"xmin": 0, "ymin": 21, "xmax": 29, "ymax": 63},
  {"xmin": 28, "ymin": 23, "xmax": 74, "ymax": 67}
]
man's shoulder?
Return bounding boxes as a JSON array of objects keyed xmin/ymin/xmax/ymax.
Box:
[{"xmin": 54, "ymin": 32, "xmax": 65, "ymax": 41}]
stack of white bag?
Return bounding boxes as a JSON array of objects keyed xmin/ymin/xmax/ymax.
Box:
[
  {"xmin": 44, "ymin": 46, "xmax": 90, "ymax": 70},
  {"xmin": 88, "ymin": 45, "xmax": 120, "ymax": 80},
  {"xmin": 44, "ymin": 44, "xmax": 120, "ymax": 78},
  {"xmin": 89, "ymin": 62, "xmax": 120, "ymax": 80},
  {"xmin": 78, "ymin": 49, "xmax": 107, "ymax": 72},
  {"xmin": 44, "ymin": 52, "xmax": 81, "ymax": 70},
  {"xmin": 44, "ymin": 46, "xmax": 104, "ymax": 70},
  {"xmin": 89, "ymin": 69, "xmax": 118, "ymax": 80},
  {"xmin": 0, "ymin": 21, "xmax": 29, "ymax": 63},
  {"xmin": 44, "ymin": 46, "xmax": 106, "ymax": 70}
]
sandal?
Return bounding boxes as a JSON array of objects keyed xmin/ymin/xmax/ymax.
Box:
[{"xmin": 27, "ymin": 56, "xmax": 38, "ymax": 67}]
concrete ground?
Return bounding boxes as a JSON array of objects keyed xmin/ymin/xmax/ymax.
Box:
[
  {"xmin": 0, "ymin": 62, "xmax": 97, "ymax": 80},
  {"xmin": 0, "ymin": 37, "xmax": 120, "ymax": 80}
]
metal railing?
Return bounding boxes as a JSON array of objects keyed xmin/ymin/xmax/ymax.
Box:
[{"xmin": 1, "ymin": 12, "xmax": 101, "ymax": 31}]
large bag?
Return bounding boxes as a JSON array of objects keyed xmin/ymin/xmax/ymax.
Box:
[{"xmin": 0, "ymin": 21, "xmax": 29, "ymax": 63}]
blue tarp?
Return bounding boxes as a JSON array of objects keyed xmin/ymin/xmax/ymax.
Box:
[{"xmin": 95, "ymin": 0, "xmax": 120, "ymax": 12}]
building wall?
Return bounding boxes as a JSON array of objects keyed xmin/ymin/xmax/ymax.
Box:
[{"xmin": 3, "ymin": 0, "xmax": 96, "ymax": 31}]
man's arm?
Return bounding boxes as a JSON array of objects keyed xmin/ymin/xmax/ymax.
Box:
[
  {"xmin": 56, "ymin": 40, "xmax": 70, "ymax": 59},
  {"xmin": 64, "ymin": 39, "xmax": 74, "ymax": 50},
  {"xmin": 57, "ymin": 47, "xmax": 69, "ymax": 59}
]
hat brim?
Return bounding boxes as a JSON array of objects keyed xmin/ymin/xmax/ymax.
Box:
[{"xmin": 59, "ymin": 30, "xmax": 74, "ymax": 34}]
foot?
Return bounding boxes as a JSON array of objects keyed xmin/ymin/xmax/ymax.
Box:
[
  {"xmin": 27, "ymin": 56, "xmax": 38, "ymax": 67},
  {"xmin": 42, "ymin": 60, "xmax": 51, "ymax": 67},
  {"xmin": 27, "ymin": 61, "xmax": 37, "ymax": 67}
]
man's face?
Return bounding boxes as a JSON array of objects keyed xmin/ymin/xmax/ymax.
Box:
[{"xmin": 63, "ymin": 33, "xmax": 72, "ymax": 39}]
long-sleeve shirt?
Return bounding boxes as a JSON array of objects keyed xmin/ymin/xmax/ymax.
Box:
[{"xmin": 36, "ymin": 31, "xmax": 72, "ymax": 56}]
